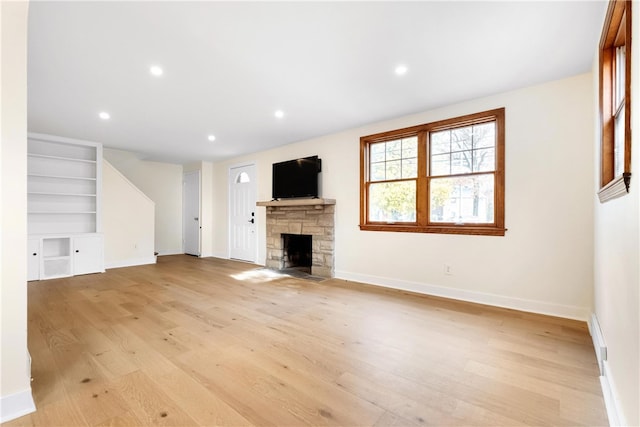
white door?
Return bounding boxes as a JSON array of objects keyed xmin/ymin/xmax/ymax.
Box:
[
  {"xmin": 27, "ymin": 238, "xmax": 40, "ymax": 281},
  {"xmin": 73, "ymin": 235, "xmax": 104, "ymax": 275},
  {"xmin": 183, "ymin": 171, "xmax": 201, "ymax": 256},
  {"xmin": 229, "ymin": 164, "xmax": 257, "ymax": 262}
]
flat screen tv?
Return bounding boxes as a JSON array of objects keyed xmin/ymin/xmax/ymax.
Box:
[{"xmin": 272, "ymin": 155, "xmax": 321, "ymax": 199}]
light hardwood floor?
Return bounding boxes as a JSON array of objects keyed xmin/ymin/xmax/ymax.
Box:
[{"xmin": 5, "ymin": 255, "xmax": 608, "ymax": 426}]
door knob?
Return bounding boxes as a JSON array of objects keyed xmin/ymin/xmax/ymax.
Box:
[
  {"xmin": 248, "ymin": 218, "xmax": 254, "ymax": 224},
  {"xmin": 194, "ymin": 217, "xmax": 199, "ymax": 221}
]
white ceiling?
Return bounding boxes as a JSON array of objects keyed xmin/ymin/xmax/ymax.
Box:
[{"xmin": 27, "ymin": 1, "xmax": 607, "ymax": 164}]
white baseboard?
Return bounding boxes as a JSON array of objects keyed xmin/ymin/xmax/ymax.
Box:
[
  {"xmin": 105, "ymin": 256, "xmax": 156, "ymax": 269},
  {"xmin": 0, "ymin": 388, "xmax": 35, "ymax": 423},
  {"xmin": 209, "ymin": 251, "xmax": 229, "ymax": 259},
  {"xmin": 156, "ymin": 249, "xmax": 183, "ymax": 256},
  {"xmin": 334, "ymin": 270, "xmax": 589, "ymax": 321},
  {"xmin": 204, "ymin": 254, "xmax": 264, "ymax": 267},
  {"xmin": 600, "ymin": 360, "xmax": 626, "ymax": 426}
]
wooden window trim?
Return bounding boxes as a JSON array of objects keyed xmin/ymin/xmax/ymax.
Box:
[
  {"xmin": 360, "ymin": 108, "xmax": 506, "ymax": 236},
  {"xmin": 598, "ymin": 0, "xmax": 632, "ymax": 202}
]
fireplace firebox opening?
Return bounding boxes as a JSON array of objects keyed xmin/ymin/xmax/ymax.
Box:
[{"xmin": 282, "ymin": 234, "xmax": 312, "ymax": 274}]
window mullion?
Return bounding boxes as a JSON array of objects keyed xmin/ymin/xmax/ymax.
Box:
[{"xmin": 417, "ymin": 131, "xmax": 428, "ymax": 226}]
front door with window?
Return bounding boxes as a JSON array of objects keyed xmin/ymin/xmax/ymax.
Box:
[{"xmin": 229, "ymin": 164, "xmax": 257, "ymax": 262}]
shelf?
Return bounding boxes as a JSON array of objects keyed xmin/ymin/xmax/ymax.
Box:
[
  {"xmin": 43, "ymin": 255, "xmax": 70, "ymax": 261},
  {"xmin": 28, "ymin": 192, "xmax": 96, "ymax": 197},
  {"xmin": 29, "ymin": 211, "xmax": 96, "ymax": 214},
  {"xmin": 30, "ymin": 232, "xmax": 99, "ymax": 237},
  {"xmin": 28, "ymin": 153, "xmax": 97, "ymax": 164},
  {"xmin": 42, "ymin": 236, "xmax": 71, "ymax": 258},
  {"xmin": 28, "ymin": 175, "xmax": 96, "ymax": 196},
  {"xmin": 28, "ymin": 173, "xmax": 96, "ymax": 181},
  {"xmin": 30, "ymin": 223, "xmax": 97, "ymax": 235},
  {"xmin": 257, "ymin": 198, "xmax": 336, "ymax": 207},
  {"xmin": 28, "ymin": 134, "xmax": 102, "ymax": 236},
  {"xmin": 28, "ymin": 135, "xmax": 98, "ymax": 162}
]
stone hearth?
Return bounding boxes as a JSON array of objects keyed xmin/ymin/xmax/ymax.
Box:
[{"xmin": 257, "ymin": 199, "xmax": 335, "ymax": 278}]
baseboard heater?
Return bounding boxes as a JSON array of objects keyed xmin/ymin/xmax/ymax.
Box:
[{"xmin": 588, "ymin": 313, "xmax": 607, "ymax": 375}]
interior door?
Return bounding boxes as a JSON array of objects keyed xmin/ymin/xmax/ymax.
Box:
[
  {"xmin": 183, "ymin": 171, "xmax": 201, "ymax": 256},
  {"xmin": 229, "ymin": 164, "xmax": 257, "ymax": 262}
]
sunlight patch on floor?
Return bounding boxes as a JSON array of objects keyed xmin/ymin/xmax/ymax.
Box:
[{"xmin": 230, "ymin": 268, "xmax": 288, "ymax": 283}]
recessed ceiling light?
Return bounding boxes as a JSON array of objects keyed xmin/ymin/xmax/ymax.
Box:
[
  {"xmin": 274, "ymin": 110, "xmax": 284, "ymax": 119},
  {"xmin": 395, "ymin": 65, "xmax": 408, "ymax": 76},
  {"xmin": 150, "ymin": 65, "xmax": 163, "ymax": 76},
  {"xmin": 207, "ymin": 134, "xmax": 216, "ymax": 142},
  {"xmin": 98, "ymin": 112, "xmax": 110, "ymax": 120}
]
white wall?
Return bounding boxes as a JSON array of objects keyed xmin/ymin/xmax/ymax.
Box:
[
  {"xmin": 593, "ymin": 4, "xmax": 640, "ymax": 426},
  {"xmin": 104, "ymin": 148, "xmax": 182, "ymax": 255},
  {"xmin": 0, "ymin": 1, "xmax": 36, "ymax": 422},
  {"xmin": 103, "ymin": 161, "xmax": 155, "ymax": 269},
  {"xmin": 211, "ymin": 73, "xmax": 595, "ymax": 320}
]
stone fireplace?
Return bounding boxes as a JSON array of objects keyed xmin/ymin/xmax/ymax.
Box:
[{"xmin": 257, "ymin": 199, "xmax": 335, "ymax": 278}]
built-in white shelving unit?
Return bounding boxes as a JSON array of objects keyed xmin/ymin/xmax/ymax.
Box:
[
  {"xmin": 27, "ymin": 133, "xmax": 105, "ymax": 280},
  {"xmin": 41, "ymin": 237, "xmax": 72, "ymax": 279}
]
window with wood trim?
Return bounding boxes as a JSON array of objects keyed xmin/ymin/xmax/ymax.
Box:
[
  {"xmin": 360, "ymin": 108, "xmax": 505, "ymax": 236},
  {"xmin": 598, "ymin": 0, "xmax": 632, "ymax": 202}
]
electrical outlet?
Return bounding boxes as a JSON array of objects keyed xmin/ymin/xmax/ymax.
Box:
[{"xmin": 444, "ymin": 264, "xmax": 453, "ymax": 275}]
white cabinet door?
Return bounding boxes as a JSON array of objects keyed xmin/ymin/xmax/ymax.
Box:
[
  {"xmin": 73, "ymin": 235, "xmax": 104, "ymax": 275},
  {"xmin": 27, "ymin": 238, "xmax": 40, "ymax": 281}
]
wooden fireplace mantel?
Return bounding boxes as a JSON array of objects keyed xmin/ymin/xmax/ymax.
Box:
[{"xmin": 256, "ymin": 198, "xmax": 335, "ymax": 208}]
